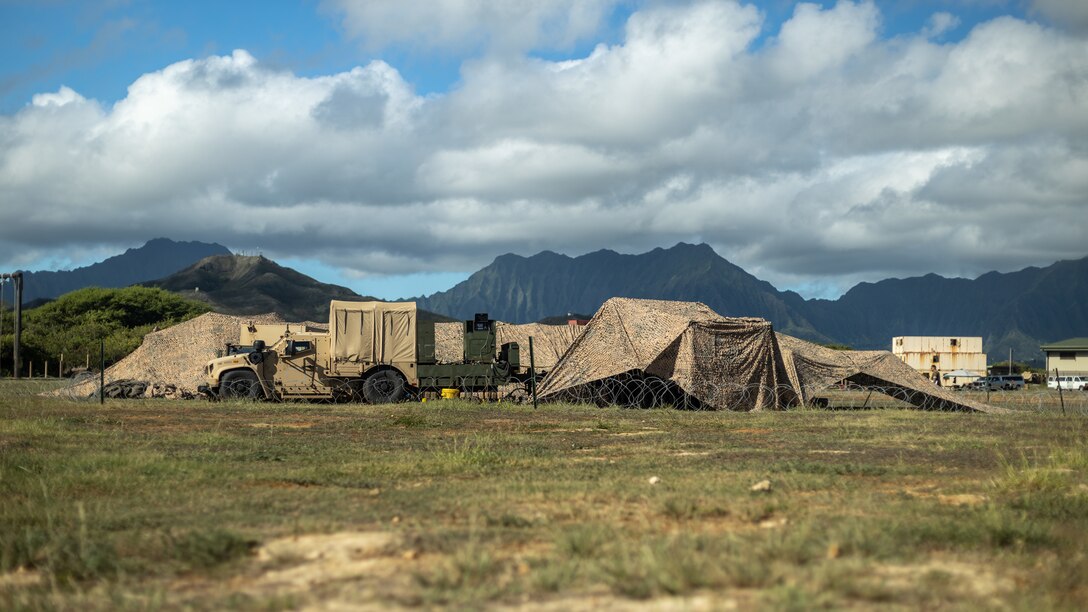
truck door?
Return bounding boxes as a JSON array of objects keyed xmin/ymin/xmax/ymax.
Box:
[{"xmin": 276, "ymin": 339, "xmax": 325, "ymax": 395}]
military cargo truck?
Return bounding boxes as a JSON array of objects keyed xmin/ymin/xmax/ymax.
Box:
[{"xmin": 198, "ymin": 301, "xmax": 526, "ymax": 402}]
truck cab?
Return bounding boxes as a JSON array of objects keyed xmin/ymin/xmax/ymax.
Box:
[{"xmin": 200, "ymin": 326, "xmax": 332, "ymax": 400}]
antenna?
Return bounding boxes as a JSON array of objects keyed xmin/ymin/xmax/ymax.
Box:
[
  {"xmin": 0, "ymin": 277, "xmax": 6, "ymax": 375},
  {"xmin": 0, "ymin": 272, "xmax": 23, "ymax": 379}
]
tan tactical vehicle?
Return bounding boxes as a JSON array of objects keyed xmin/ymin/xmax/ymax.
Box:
[{"xmin": 199, "ymin": 300, "xmax": 523, "ymax": 403}]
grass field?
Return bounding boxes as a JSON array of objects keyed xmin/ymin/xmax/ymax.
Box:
[{"xmin": 2, "ymin": 388, "xmax": 1087, "ymax": 609}]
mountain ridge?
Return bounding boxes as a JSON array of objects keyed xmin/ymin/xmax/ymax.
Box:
[
  {"xmin": 419, "ymin": 242, "xmax": 827, "ymax": 341},
  {"xmin": 13, "ymin": 238, "xmax": 231, "ymax": 303},
  {"xmin": 146, "ymin": 254, "xmax": 454, "ymax": 323},
  {"xmin": 12, "ymin": 239, "xmax": 1084, "ymax": 364},
  {"xmin": 417, "ymin": 243, "xmax": 1088, "ymax": 362},
  {"xmin": 145, "ymin": 255, "xmax": 371, "ymax": 322}
]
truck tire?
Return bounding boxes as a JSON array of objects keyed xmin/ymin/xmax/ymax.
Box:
[
  {"xmin": 219, "ymin": 369, "xmax": 262, "ymax": 400},
  {"xmin": 363, "ymin": 370, "xmax": 407, "ymax": 404}
]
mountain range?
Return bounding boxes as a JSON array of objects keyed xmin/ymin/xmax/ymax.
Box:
[
  {"xmin": 14, "ymin": 238, "xmax": 230, "ymax": 304},
  {"xmin": 419, "ymin": 243, "xmax": 822, "ymax": 338},
  {"xmin": 419, "ymin": 243, "xmax": 1088, "ymax": 362},
  {"xmin": 145, "ymin": 254, "xmax": 366, "ymax": 322},
  {"xmin": 146, "ymin": 254, "xmax": 454, "ymax": 323},
  {"xmin": 9, "ymin": 239, "xmax": 1084, "ymax": 363}
]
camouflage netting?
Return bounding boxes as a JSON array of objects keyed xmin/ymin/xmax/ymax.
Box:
[
  {"xmin": 537, "ymin": 297, "xmax": 1004, "ymax": 413},
  {"xmin": 775, "ymin": 333, "xmax": 1003, "ymax": 413},
  {"xmin": 58, "ymin": 312, "xmax": 285, "ymax": 398},
  {"xmin": 498, "ymin": 323, "xmax": 583, "ymax": 372},
  {"xmin": 435, "ymin": 322, "xmax": 463, "ymax": 363},
  {"xmin": 435, "ymin": 321, "xmax": 583, "ymax": 371}
]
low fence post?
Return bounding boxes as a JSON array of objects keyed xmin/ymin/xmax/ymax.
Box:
[
  {"xmin": 529, "ymin": 336, "xmax": 538, "ymax": 410},
  {"xmin": 1055, "ymin": 368, "xmax": 1065, "ymax": 415}
]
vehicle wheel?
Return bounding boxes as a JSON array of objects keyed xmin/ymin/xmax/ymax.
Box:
[
  {"xmin": 219, "ymin": 369, "xmax": 262, "ymax": 400},
  {"xmin": 333, "ymin": 378, "xmax": 366, "ymax": 403},
  {"xmin": 363, "ymin": 370, "xmax": 407, "ymax": 404}
]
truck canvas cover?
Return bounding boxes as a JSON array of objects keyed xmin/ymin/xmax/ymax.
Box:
[{"xmin": 330, "ymin": 300, "xmax": 417, "ymax": 364}]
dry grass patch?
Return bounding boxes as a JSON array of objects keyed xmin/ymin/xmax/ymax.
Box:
[{"xmin": 2, "ymin": 390, "xmax": 1087, "ymax": 608}]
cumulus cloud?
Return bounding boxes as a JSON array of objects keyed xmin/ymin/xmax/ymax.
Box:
[
  {"xmin": 922, "ymin": 12, "xmax": 960, "ymax": 39},
  {"xmin": 1, "ymin": 1, "xmax": 1087, "ymax": 297},
  {"xmin": 767, "ymin": 1, "xmax": 879, "ymax": 81}
]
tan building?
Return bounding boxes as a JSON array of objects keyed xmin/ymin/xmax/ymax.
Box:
[
  {"xmin": 1040, "ymin": 338, "xmax": 1088, "ymax": 375},
  {"xmin": 892, "ymin": 336, "xmax": 987, "ymax": 385}
]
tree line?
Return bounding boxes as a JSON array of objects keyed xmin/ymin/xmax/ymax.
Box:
[{"xmin": 0, "ymin": 286, "xmax": 209, "ymax": 376}]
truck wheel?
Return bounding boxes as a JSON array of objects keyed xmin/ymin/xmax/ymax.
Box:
[
  {"xmin": 219, "ymin": 370, "xmax": 262, "ymax": 400},
  {"xmin": 333, "ymin": 379, "xmax": 366, "ymax": 403},
  {"xmin": 363, "ymin": 370, "xmax": 407, "ymax": 404}
]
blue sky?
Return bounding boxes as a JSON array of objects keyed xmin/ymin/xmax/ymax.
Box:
[
  {"xmin": 1, "ymin": 1, "xmax": 1029, "ymax": 113},
  {"xmin": 2, "ymin": 0, "xmax": 618, "ymax": 112},
  {"xmin": 2, "ymin": 0, "xmax": 1085, "ymax": 301}
]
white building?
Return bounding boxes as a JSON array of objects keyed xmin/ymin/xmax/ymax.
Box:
[{"xmin": 892, "ymin": 336, "xmax": 987, "ymax": 385}]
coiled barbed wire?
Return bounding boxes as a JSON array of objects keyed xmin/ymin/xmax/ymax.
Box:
[
  {"xmin": 48, "ymin": 372, "xmax": 1088, "ymax": 414},
  {"xmin": 62, "ymin": 371, "xmax": 99, "ymax": 401},
  {"xmin": 542, "ymin": 376, "xmax": 1088, "ymax": 413}
]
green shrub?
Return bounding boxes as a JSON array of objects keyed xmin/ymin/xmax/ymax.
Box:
[{"xmin": 1, "ymin": 286, "xmax": 209, "ymax": 374}]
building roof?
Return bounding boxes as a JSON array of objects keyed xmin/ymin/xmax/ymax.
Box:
[{"xmin": 1040, "ymin": 338, "xmax": 1088, "ymax": 351}]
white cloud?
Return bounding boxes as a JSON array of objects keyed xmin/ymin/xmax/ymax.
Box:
[
  {"xmin": 767, "ymin": 1, "xmax": 880, "ymax": 82},
  {"xmin": 922, "ymin": 12, "xmax": 960, "ymax": 39},
  {"xmin": 30, "ymin": 85, "xmax": 86, "ymax": 107},
  {"xmin": 1, "ymin": 1, "xmax": 1087, "ymax": 297}
]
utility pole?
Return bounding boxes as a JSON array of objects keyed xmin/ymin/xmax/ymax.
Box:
[{"xmin": 0, "ymin": 273, "xmax": 22, "ymax": 379}]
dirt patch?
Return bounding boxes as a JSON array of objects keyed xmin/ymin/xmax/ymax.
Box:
[
  {"xmin": 498, "ymin": 592, "xmax": 740, "ymax": 611},
  {"xmin": 937, "ymin": 493, "xmax": 988, "ymax": 506},
  {"xmin": 874, "ymin": 559, "xmax": 1013, "ymax": 600},
  {"xmin": 248, "ymin": 422, "xmax": 317, "ymax": 429},
  {"xmin": 242, "ymin": 531, "xmax": 412, "ymax": 603},
  {"xmin": 0, "ymin": 567, "xmax": 41, "ymax": 588}
]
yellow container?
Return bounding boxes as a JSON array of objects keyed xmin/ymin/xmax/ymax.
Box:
[{"xmin": 440, "ymin": 388, "xmax": 460, "ymax": 400}]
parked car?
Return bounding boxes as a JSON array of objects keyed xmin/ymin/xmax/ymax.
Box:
[
  {"xmin": 968, "ymin": 375, "xmax": 1025, "ymax": 391},
  {"xmin": 1048, "ymin": 375, "xmax": 1088, "ymax": 391}
]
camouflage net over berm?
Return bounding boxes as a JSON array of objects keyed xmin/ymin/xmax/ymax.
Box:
[
  {"xmin": 536, "ymin": 297, "xmax": 1005, "ymax": 413},
  {"xmin": 57, "ymin": 312, "xmax": 286, "ymax": 399}
]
